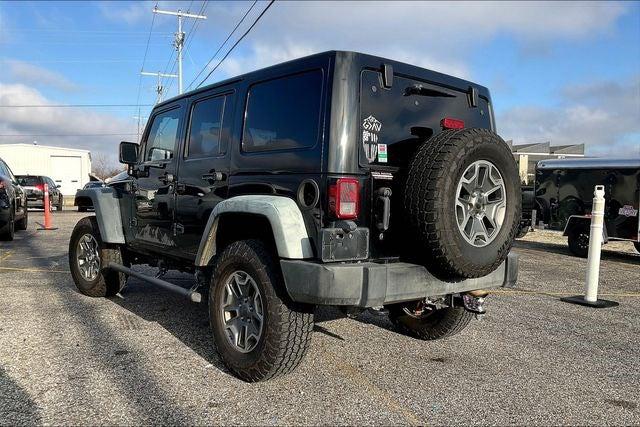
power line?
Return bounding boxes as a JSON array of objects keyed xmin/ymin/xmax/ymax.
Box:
[
  {"xmin": 197, "ymin": 0, "xmax": 274, "ymax": 89},
  {"xmin": 186, "ymin": 0, "xmax": 257, "ymax": 91},
  {"xmin": 136, "ymin": 5, "xmax": 158, "ymax": 141},
  {"xmin": 163, "ymin": 0, "xmax": 208, "ymax": 97},
  {"xmin": 0, "ymin": 104, "xmax": 154, "ymax": 108}
]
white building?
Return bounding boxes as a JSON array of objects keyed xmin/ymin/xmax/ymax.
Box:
[
  {"xmin": 0, "ymin": 143, "xmax": 92, "ymax": 197},
  {"xmin": 507, "ymin": 141, "xmax": 585, "ymax": 185}
]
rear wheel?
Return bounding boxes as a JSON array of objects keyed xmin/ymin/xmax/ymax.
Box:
[
  {"xmin": 68, "ymin": 216, "xmax": 126, "ymax": 297},
  {"xmin": 633, "ymin": 242, "xmax": 640, "ymax": 254},
  {"xmin": 567, "ymin": 227, "xmax": 589, "ymax": 258},
  {"xmin": 387, "ymin": 301, "xmax": 474, "ymax": 340},
  {"xmin": 0, "ymin": 209, "xmax": 15, "ymax": 241},
  {"xmin": 209, "ymin": 239, "xmax": 314, "ymax": 382},
  {"xmin": 56, "ymin": 195, "xmax": 63, "ymax": 211}
]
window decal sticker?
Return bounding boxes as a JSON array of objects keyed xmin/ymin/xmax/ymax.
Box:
[{"xmin": 362, "ymin": 115, "xmax": 381, "ymax": 163}]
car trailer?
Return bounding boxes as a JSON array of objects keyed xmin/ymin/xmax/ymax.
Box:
[{"xmin": 534, "ymin": 158, "xmax": 640, "ymax": 257}]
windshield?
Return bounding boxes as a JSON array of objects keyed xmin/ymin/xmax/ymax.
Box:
[{"xmin": 16, "ymin": 176, "xmax": 41, "ymax": 186}]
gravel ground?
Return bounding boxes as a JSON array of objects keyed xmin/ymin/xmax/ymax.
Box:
[{"xmin": 0, "ymin": 211, "xmax": 638, "ymax": 426}]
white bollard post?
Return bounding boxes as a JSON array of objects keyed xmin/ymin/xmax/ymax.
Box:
[
  {"xmin": 584, "ymin": 185, "xmax": 605, "ymax": 302},
  {"xmin": 561, "ymin": 185, "xmax": 618, "ymax": 308}
]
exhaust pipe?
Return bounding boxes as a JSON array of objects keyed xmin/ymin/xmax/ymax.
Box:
[{"xmin": 107, "ymin": 262, "xmax": 202, "ymax": 303}]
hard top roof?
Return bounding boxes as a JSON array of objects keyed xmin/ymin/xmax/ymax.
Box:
[{"xmin": 156, "ymin": 50, "xmax": 490, "ymax": 108}]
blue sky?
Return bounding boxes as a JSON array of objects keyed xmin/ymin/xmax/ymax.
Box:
[{"xmin": 1, "ymin": 1, "xmax": 638, "ymax": 164}]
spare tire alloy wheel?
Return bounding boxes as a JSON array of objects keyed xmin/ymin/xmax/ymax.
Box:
[
  {"xmin": 220, "ymin": 270, "xmax": 264, "ymax": 353},
  {"xmin": 455, "ymin": 160, "xmax": 506, "ymax": 248}
]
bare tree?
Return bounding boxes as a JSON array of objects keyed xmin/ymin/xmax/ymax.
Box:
[{"xmin": 92, "ymin": 153, "xmax": 125, "ymax": 181}]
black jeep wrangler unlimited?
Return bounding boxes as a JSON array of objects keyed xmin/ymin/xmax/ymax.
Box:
[{"xmin": 70, "ymin": 51, "xmax": 520, "ymax": 382}]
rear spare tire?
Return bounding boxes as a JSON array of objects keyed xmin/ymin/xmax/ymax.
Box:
[{"xmin": 403, "ymin": 128, "xmax": 520, "ymax": 279}]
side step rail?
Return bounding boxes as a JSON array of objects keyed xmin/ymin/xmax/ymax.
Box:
[{"xmin": 107, "ymin": 263, "xmax": 202, "ymax": 303}]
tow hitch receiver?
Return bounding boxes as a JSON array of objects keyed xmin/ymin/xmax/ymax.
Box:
[{"xmin": 462, "ymin": 294, "xmax": 486, "ymax": 315}]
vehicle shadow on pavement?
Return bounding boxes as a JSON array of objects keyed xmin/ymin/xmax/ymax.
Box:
[
  {"xmin": 514, "ymin": 240, "xmax": 640, "ymax": 266},
  {"xmin": 17, "ymin": 238, "xmax": 199, "ymax": 424},
  {"xmin": 110, "ymin": 277, "xmax": 231, "ymax": 376},
  {"xmin": 0, "ymin": 366, "xmax": 41, "ymax": 425}
]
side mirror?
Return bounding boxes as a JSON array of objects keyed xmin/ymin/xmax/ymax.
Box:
[
  {"xmin": 56, "ymin": 185, "xmax": 62, "ymax": 188},
  {"xmin": 119, "ymin": 141, "xmax": 139, "ymax": 165}
]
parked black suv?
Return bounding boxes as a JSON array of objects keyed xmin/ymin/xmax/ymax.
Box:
[
  {"xmin": 16, "ymin": 175, "xmax": 64, "ymax": 211},
  {"xmin": 70, "ymin": 51, "xmax": 520, "ymax": 381},
  {"xmin": 0, "ymin": 157, "xmax": 28, "ymax": 240}
]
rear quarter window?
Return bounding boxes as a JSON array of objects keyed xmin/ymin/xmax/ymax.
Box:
[{"xmin": 242, "ymin": 69, "xmax": 323, "ymax": 153}]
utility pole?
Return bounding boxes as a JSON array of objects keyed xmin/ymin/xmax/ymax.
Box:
[
  {"xmin": 141, "ymin": 71, "xmax": 178, "ymax": 104},
  {"xmin": 153, "ymin": 5, "xmax": 207, "ymax": 95}
]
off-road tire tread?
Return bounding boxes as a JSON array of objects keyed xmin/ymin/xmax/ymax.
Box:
[
  {"xmin": 68, "ymin": 216, "xmax": 125, "ymax": 297},
  {"xmin": 388, "ymin": 306, "xmax": 474, "ymax": 340},
  {"xmin": 404, "ymin": 128, "xmax": 520, "ymax": 279},
  {"xmin": 211, "ymin": 240, "xmax": 313, "ymax": 382}
]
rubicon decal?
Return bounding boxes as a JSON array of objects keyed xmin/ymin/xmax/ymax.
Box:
[{"xmin": 362, "ymin": 115, "xmax": 381, "ymax": 163}]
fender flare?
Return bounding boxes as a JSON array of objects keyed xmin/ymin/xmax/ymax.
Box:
[
  {"xmin": 563, "ymin": 215, "xmax": 608, "ymax": 242},
  {"xmin": 74, "ymin": 188, "xmax": 125, "ymax": 244},
  {"xmin": 195, "ymin": 195, "xmax": 313, "ymax": 266}
]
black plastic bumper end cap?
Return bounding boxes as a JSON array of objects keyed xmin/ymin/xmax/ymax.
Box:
[{"xmin": 560, "ymin": 295, "xmax": 619, "ymax": 308}]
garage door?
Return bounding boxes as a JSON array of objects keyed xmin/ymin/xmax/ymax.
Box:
[{"xmin": 50, "ymin": 156, "xmax": 83, "ymax": 196}]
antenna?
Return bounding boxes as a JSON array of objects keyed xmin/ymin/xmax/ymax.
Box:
[
  {"xmin": 153, "ymin": 6, "xmax": 207, "ymax": 95},
  {"xmin": 141, "ymin": 71, "xmax": 178, "ymax": 104}
]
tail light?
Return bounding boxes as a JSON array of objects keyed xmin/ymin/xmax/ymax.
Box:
[
  {"xmin": 36, "ymin": 184, "xmax": 44, "ymax": 192},
  {"xmin": 328, "ymin": 178, "xmax": 360, "ymax": 219},
  {"xmin": 441, "ymin": 117, "xmax": 465, "ymax": 129}
]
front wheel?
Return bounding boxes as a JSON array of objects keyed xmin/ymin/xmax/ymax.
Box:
[
  {"xmin": 387, "ymin": 301, "xmax": 474, "ymax": 340},
  {"xmin": 567, "ymin": 228, "xmax": 589, "ymax": 258},
  {"xmin": 0, "ymin": 209, "xmax": 15, "ymax": 241},
  {"xmin": 16, "ymin": 208, "xmax": 28, "ymax": 231},
  {"xmin": 209, "ymin": 239, "xmax": 314, "ymax": 382},
  {"xmin": 68, "ymin": 216, "xmax": 126, "ymax": 297}
]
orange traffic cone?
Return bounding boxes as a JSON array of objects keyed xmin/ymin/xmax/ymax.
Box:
[{"xmin": 37, "ymin": 183, "xmax": 58, "ymax": 231}]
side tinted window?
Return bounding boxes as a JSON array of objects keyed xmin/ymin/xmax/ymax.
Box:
[
  {"xmin": 145, "ymin": 108, "xmax": 182, "ymax": 161},
  {"xmin": 0, "ymin": 161, "xmax": 7, "ymax": 177},
  {"xmin": 186, "ymin": 96, "xmax": 225, "ymax": 159},
  {"xmin": 242, "ymin": 70, "xmax": 323, "ymax": 152}
]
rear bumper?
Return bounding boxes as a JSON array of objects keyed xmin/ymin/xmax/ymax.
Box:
[{"xmin": 281, "ymin": 252, "xmax": 518, "ymax": 307}]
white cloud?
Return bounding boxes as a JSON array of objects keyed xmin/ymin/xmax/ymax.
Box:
[
  {"xmin": 99, "ymin": 1, "xmax": 151, "ymax": 25},
  {"xmin": 498, "ymin": 75, "xmax": 640, "ymax": 157},
  {"xmin": 4, "ymin": 59, "xmax": 80, "ymax": 93},
  {"xmin": 197, "ymin": 1, "xmax": 626, "ymax": 82},
  {"xmin": 0, "ymin": 83, "xmax": 136, "ymax": 165}
]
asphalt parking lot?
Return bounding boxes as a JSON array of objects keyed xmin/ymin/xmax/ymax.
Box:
[{"xmin": 1, "ymin": 210, "xmax": 638, "ymax": 425}]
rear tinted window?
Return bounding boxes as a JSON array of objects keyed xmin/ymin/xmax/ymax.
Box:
[
  {"xmin": 17, "ymin": 176, "xmax": 41, "ymax": 186},
  {"xmin": 242, "ymin": 70, "xmax": 323, "ymax": 152}
]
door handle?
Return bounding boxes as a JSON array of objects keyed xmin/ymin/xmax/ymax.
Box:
[
  {"xmin": 202, "ymin": 170, "xmax": 225, "ymax": 183},
  {"xmin": 159, "ymin": 173, "xmax": 175, "ymax": 184}
]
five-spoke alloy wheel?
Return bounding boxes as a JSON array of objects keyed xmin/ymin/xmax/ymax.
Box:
[
  {"xmin": 455, "ymin": 160, "xmax": 507, "ymax": 247},
  {"xmin": 220, "ymin": 270, "xmax": 264, "ymax": 353}
]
